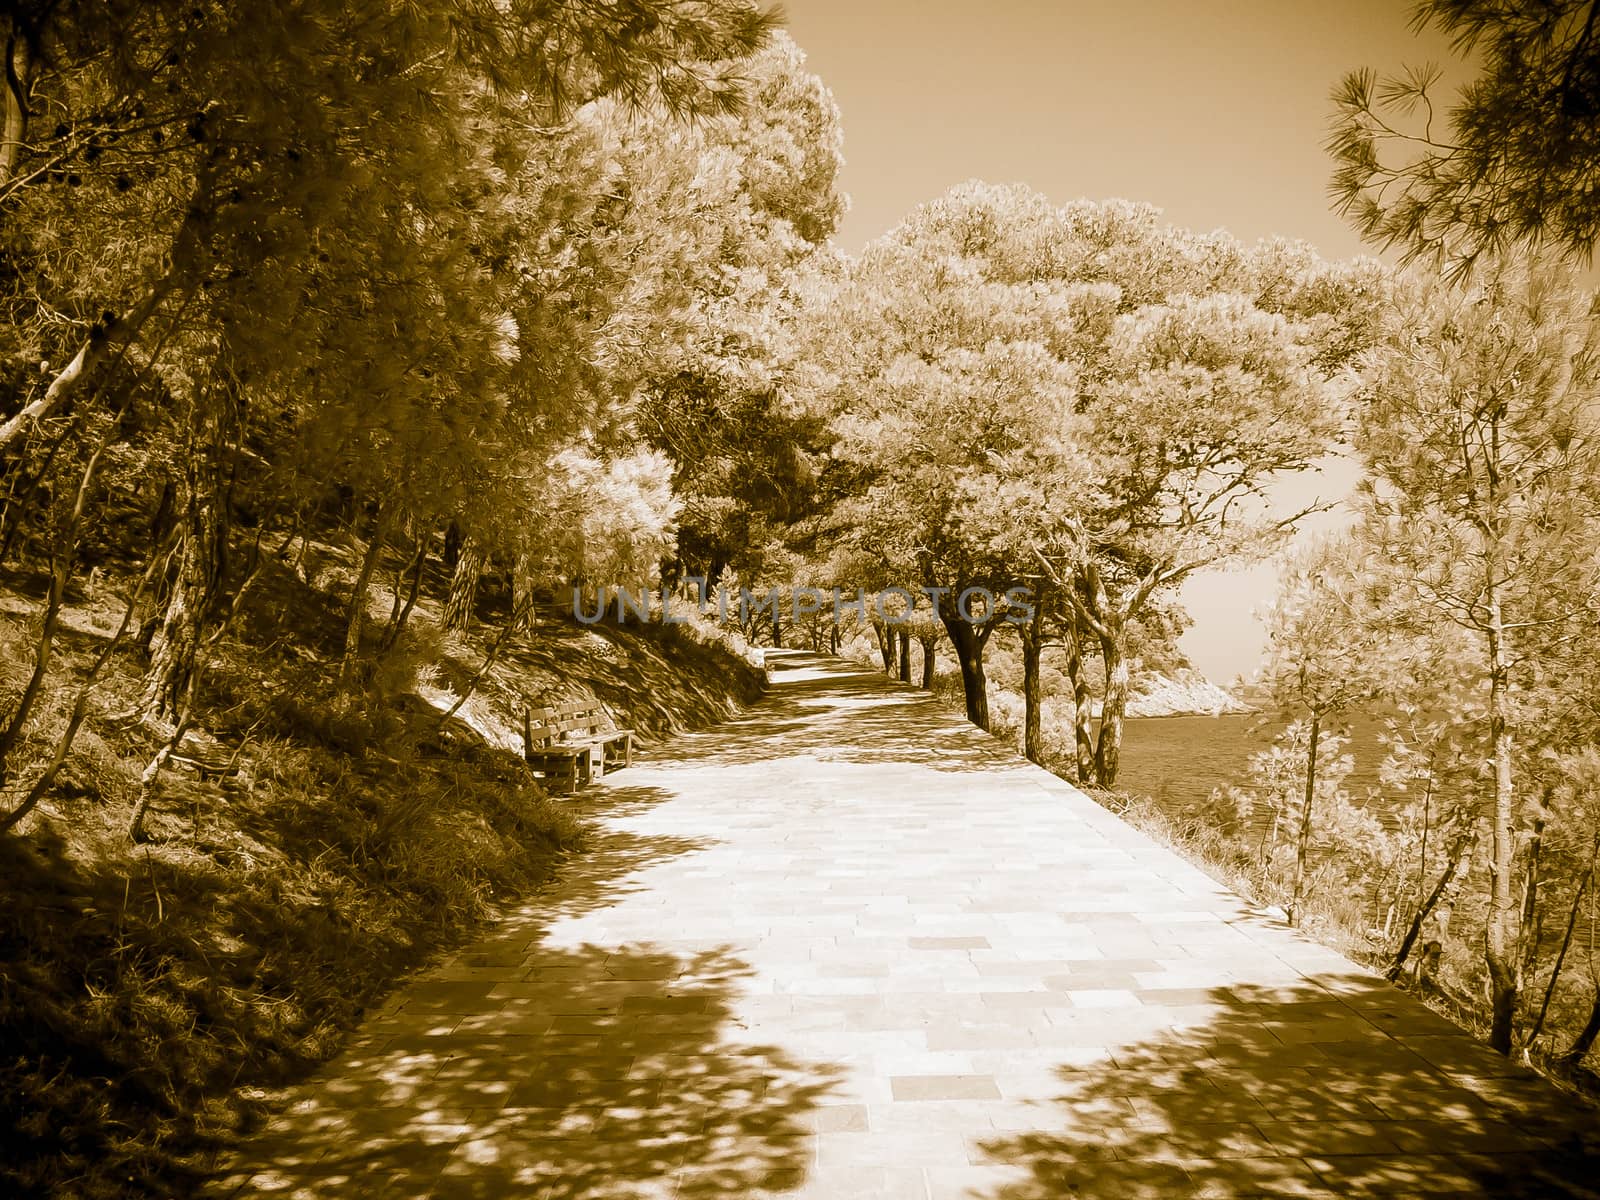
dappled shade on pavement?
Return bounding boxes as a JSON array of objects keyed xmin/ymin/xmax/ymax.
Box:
[
  {"xmin": 974, "ymin": 976, "xmax": 1599, "ymax": 1199},
  {"xmin": 217, "ymin": 652, "xmax": 1599, "ymax": 1198}
]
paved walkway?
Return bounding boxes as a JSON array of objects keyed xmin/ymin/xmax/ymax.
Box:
[{"xmin": 221, "ymin": 652, "xmax": 1598, "ymax": 1199}]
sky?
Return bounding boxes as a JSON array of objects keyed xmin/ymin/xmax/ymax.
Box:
[{"xmin": 780, "ymin": 0, "xmax": 1459, "ymax": 684}]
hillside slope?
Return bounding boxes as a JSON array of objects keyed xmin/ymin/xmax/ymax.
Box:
[{"xmin": 0, "ymin": 548, "xmax": 764, "ymax": 1199}]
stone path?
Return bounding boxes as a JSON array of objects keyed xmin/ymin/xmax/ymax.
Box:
[{"xmin": 220, "ymin": 651, "xmax": 1599, "ymax": 1199}]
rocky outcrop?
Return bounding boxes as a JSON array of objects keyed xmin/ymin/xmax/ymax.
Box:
[{"xmin": 1123, "ymin": 667, "xmax": 1251, "ymax": 717}]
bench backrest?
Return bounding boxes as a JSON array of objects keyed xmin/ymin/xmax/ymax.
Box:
[{"xmin": 523, "ymin": 702, "xmax": 615, "ymax": 750}]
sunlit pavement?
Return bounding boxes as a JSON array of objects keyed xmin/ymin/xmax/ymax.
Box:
[{"xmin": 217, "ymin": 650, "xmax": 1600, "ymax": 1199}]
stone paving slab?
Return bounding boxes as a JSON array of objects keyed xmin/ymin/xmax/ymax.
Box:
[{"xmin": 217, "ymin": 652, "xmax": 1600, "ymax": 1199}]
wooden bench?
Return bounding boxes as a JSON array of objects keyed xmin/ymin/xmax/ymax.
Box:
[{"xmin": 522, "ymin": 701, "xmax": 633, "ymax": 794}]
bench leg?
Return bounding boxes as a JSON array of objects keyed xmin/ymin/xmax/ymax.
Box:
[
  {"xmin": 602, "ymin": 735, "xmax": 632, "ymax": 771},
  {"xmin": 529, "ymin": 755, "xmax": 589, "ymax": 795},
  {"xmin": 555, "ymin": 758, "xmax": 580, "ymax": 796}
]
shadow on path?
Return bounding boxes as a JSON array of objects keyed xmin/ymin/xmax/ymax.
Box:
[
  {"xmin": 222, "ymin": 942, "xmax": 840, "ymax": 1199},
  {"xmin": 639, "ymin": 651, "xmax": 1010, "ymax": 775},
  {"xmin": 216, "ymin": 754, "xmax": 847, "ymax": 1196},
  {"xmin": 975, "ymin": 975, "xmax": 1600, "ymax": 1200}
]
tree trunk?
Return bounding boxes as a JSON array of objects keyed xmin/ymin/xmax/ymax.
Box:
[
  {"xmin": 142, "ymin": 505, "xmax": 226, "ymax": 721},
  {"xmin": 1560, "ymin": 994, "xmax": 1600, "ymax": 1074},
  {"xmin": 442, "ymin": 520, "xmax": 463, "ymax": 569},
  {"xmin": 897, "ymin": 627, "xmax": 911, "ymax": 683},
  {"xmin": 1484, "ymin": 591, "xmax": 1521, "ymax": 1055},
  {"xmin": 340, "ymin": 507, "xmax": 387, "ymax": 685},
  {"xmin": 830, "ymin": 623, "xmax": 839, "ymax": 655},
  {"xmin": 379, "ymin": 532, "xmax": 427, "ymax": 653},
  {"xmin": 919, "ymin": 635, "xmax": 936, "ymax": 689},
  {"xmin": 1527, "ymin": 832, "xmax": 1598, "ymax": 1053},
  {"xmin": 147, "ymin": 478, "xmax": 177, "ymax": 563},
  {"xmin": 140, "ymin": 390, "xmax": 232, "ymax": 723},
  {"xmin": 1063, "ymin": 615, "xmax": 1096, "ymax": 785},
  {"xmin": 0, "ymin": 413, "xmax": 80, "ymax": 565},
  {"xmin": 0, "ymin": 551, "xmax": 63, "ymax": 776},
  {"xmin": 0, "ymin": 281, "xmax": 176, "ymax": 456},
  {"xmin": 440, "ymin": 599, "xmax": 532, "ymax": 726},
  {"xmin": 127, "ymin": 720, "xmax": 186, "ymax": 844},
  {"xmin": 1519, "ymin": 812, "xmax": 1548, "ymax": 987},
  {"xmin": 1389, "ymin": 827, "xmax": 1476, "ymax": 982},
  {"xmin": 1, "ymin": 21, "xmax": 31, "ymax": 190},
  {"xmin": 1094, "ymin": 622, "xmax": 1129, "ymax": 787},
  {"xmin": 1260, "ymin": 810, "xmax": 1280, "ymax": 867},
  {"xmin": 0, "ymin": 558, "xmax": 150, "ymax": 833},
  {"xmin": 1288, "ymin": 708, "xmax": 1322, "ymax": 927},
  {"xmin": 1411, "ymin": 767, "xmax": 1436, "ymax": 928},
  {"xmin": 444, "ymin": 538, "xmax": 483, "ymax": 632},
  {"xmin": 1020, "ymin": 602, "xmax": 1044, "ymax": 765},
  {"xmin": 873, "ymin": 621, "xmax": 894, "ymax": 673},
  {"xmin": 0, "ymin": 550, "xmax": 68, "ymax": 787},
  {"xmin": 129, "ymin": 531, "xmax": 275, "ymax": 843},
  {"xmin": 940, "ymin": 611, "xmax": 991, "ymax": 731},
  {"xmin": 141, "ymin": 394, "xmax": 231, "ymax": 722},
  {"xmin": 509, "ymin": 550, "xmax": 537, "ymax": 634}
]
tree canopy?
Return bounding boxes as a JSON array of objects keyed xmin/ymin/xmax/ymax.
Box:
[{"xmin": 804, "ymin": 183, "xmax": 1364, "ymax": 779}]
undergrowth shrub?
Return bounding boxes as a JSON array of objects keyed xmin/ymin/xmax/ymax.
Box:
[
  {"xmin": 660, "ymin": 608, "xmax": 766, "ymax": 674},
  {"xmin": 0, "ymin": 637, "xmax": 589, "ymax": 1198},
  {"xmin": 369, "ymin": 623, "xmax": 447, "ymax": 700},
  {"xmin": 1, "ymin": 734, "xmax": 586, "ymax": 1198}
]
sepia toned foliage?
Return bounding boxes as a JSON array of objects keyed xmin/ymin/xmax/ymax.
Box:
[
  {"xmin": 9, "ymin": 9, "xmax": 1600, "ymax": 1194},
  {"xmin": 1330, "ymin": 0, "xmax": 1600, "ymax": 275},
  {"xmin": 1260, "ymin": 262, "xmax": 1600, "ymax": 1067},
  {"xmin": 811, "ymin": 184, "xmax": 1359, "ymax": 780}
]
